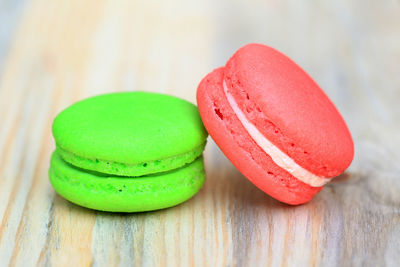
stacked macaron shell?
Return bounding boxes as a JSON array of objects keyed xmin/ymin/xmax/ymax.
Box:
[
  {"xmin": 197, "ymin": 44, "xmax": 354, "ymax": 205},
  {"xmin": 50, "ymin": 92, "xmax": 208, "ymax": 212}
]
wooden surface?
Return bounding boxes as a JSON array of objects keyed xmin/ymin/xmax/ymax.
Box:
[{"xmin": 1, "ymin": 0, "xmax": 400, "ymax": 266}]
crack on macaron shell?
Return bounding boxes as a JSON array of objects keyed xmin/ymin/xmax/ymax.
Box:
[
  {"xmin": 56, "ymin": 142, "xmax": 206, "ymax": 177},
  {"xmin": 223, "ymin": 81, "xmax": 330, "ymax": 187},
  {"xmin": 49, "ymin": 151, "xmax": 205, "ymax": 212}
]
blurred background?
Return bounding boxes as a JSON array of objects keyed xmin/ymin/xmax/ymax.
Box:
[{"xmin": 1, "ymin": 0, "xmax": 400, "ymax": 266}]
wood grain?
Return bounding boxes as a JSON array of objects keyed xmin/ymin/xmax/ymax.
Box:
[{"xmin": 0, "ymin": 0, "xmax": 400, "ymax": 266}]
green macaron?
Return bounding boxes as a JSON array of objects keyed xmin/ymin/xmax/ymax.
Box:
[{"xmin": 50, "ymin": 92, "xmax": 208, "ymax": 212}]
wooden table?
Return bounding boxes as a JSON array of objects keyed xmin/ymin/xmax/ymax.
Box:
[{"xmin": 1, "ymin": 0, "xmax": 399, "ymax": 266}]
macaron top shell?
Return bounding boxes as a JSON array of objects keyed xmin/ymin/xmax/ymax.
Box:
[
  {"xmin": 53, "ymin": 92, "xmax": 208, "ymax": 170},
  {"xmin": 224, "ymin": 44, "xmax": 354, "ymax": 177}
]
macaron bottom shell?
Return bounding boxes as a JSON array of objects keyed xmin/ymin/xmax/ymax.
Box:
[{"xmin": 49, "ymin": 151, "xmax": 205, "ymax": 212}]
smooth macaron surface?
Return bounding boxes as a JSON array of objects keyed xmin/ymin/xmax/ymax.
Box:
[
  {"xmin": 49, "ymin": 151, "xmax": 205, "ymax": 212},
  {"xmin": 53, "ymin": 92, "xmax": 208, "ymax": 176},
  {"xmin": 197, "ymin": 44, "xmax": 354, "ymax": 204}
]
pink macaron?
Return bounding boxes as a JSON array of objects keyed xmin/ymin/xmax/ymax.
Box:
[{"xmin": 197, "ymin": 43, "xmax": 354, "ymax": 205}]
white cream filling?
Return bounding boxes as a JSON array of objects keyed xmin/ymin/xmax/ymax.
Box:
[{"xmin": 222, "ymin": 81, "xmax": 330, "ymax": 187}]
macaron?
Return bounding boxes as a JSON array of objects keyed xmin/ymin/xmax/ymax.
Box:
[
  {"xmin": 50, "ymin": 92, "xmax": 208, "ymax": 212},
  {"xmin": 197, "ymin": 43, "xmax": 354, "ymax": 205}
]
